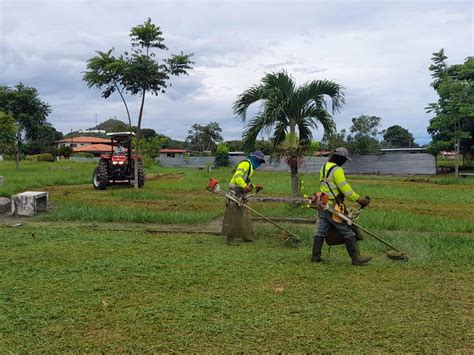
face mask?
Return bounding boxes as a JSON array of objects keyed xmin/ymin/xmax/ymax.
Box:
[{"xmin": 251, "ymin": 157, "xmax": 261, "ymax": 169}]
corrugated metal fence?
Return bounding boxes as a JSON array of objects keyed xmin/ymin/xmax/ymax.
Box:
[{"xmin": 158, "ymin": 153, "xmax": 436, "ymax": 175}]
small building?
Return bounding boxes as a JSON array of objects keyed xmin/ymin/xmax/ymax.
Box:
[
  {"xmin": 159, "ymin": 149, "xmax": 188, "ymax": 158},
  {"xmin": 55, "ymin": 136, "xmax": 110, "ymax": 149},
  {"xmin": 380, "ymin": 148, "xmax": 427, "ymax": 154}
]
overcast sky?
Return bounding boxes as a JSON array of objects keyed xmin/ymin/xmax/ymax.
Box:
[{"xmin": 1, "ymin": 0, "xmax": 472, "ymax": 144}]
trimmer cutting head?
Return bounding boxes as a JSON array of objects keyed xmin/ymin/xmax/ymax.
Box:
[{"xmin": 386, "ymin": 250, "xmax": 409, "ymax": 261}]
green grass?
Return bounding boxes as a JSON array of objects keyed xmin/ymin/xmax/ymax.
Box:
[{"xmin": 0, "ymin": 161, "xmax": 473, "ymax": 352}]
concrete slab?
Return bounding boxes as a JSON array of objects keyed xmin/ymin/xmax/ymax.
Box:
[{"xmin": 11, "ymin": 191, "xmax": 48, "ymax": 216}]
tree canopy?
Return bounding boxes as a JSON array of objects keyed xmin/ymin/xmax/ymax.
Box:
[
  {"xmin": 426, "ymin": 50, "xmax": 473, "ymax": 169},
  {"xmin": 0, "ymin": 84, "xmax": 52, "ymax": 168},
  {"xmin": 83, "ymin": 18, "xmax": 194, "ymax": 188},
  {"xmin": 233, "ymin": 70, "xmax": 344, "ymax": 195},
  {"xmin": 186, "ymin": 122, "xmax": 223, "ymax": 152},
  {"xmin": 382, "ymin": 125, "xmax": 416, "ymax": 148},
  {"xmin": 346, "ymin": 115, "xmax": 381, "ymax": 155}
]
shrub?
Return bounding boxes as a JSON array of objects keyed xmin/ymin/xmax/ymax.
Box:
[
  {"xmin": 25, "ymin": 153, "xmax": 54, "ymax": 162},
  {"xmin": 141, "ymin": 154, "xmax": 156, "ymax": 169}
]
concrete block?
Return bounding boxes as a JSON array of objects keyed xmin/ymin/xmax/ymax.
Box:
[
  {"xmin": 11, "ymin": 191, "xmax": 48, "ymax": 216},
  {"xmin": 0, "ymin": 197, "xmax": 10, "ymax": 214}
]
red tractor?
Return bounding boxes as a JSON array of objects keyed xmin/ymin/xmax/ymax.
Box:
[{"xmin": 92, "ymin": 132, "xmax": 145, "ymax": 190}]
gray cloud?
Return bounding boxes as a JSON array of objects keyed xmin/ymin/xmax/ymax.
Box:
[{"xmin": 0, "ymin": 0, "xmax": 471, "ymax": 146}]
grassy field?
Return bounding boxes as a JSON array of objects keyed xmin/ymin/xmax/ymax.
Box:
[{"xmin": 0, "ymin": 161, "xmax": 473, "ymax": 352}]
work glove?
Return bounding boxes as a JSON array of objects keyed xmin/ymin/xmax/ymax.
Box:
[
  {"xmin": 255, "ymin": 185, "xmax": 264, "ymax": 193},
  {"xmin": 357, "ymin": 196, "xmax": 371, "ymax": 207},
  {"xmin": 244, "ymin": 184, "xmax": 254, "ymax": 193}
]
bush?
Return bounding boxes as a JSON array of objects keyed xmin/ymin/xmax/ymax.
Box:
[
  {"xmin": 141, "ymin": 154, "xmax": 156, "ymax": 169},
  {"xmin": 73, "ymin": 152, "xmax": 95, "ymax": 158},
  {"xmin": 215, "ymin": 142, "xmax": 229, "ymax": 167},
  {"xmin": 58, "ymin": 146, "xmax": 74, "ymax": 158},
  {"xmin": 25, "ymin": 153, "xmax": 54, "ymax": 162}
]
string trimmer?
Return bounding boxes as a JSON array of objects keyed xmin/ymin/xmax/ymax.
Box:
[
  {"xmin": 206, "ymin": 178, "xmax": 301, "ymax": 245},
  {"xmin": 308, "ymin": 193, "xmax": 408, "ymax": 261}
]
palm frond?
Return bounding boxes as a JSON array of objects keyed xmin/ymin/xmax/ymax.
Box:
[
  {"xmin": 233, "ymin": 84, "xmax": 265, "ymax": 122},
  {"xmin": 296, "ymin": 80, "xmax": 345, "ymax": 114}
]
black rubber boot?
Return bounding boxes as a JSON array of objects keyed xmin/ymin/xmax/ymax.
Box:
[
  {"xmin": 345, "ymin": 236, "xmax": 372, "ymax": 266},
  {"xmin": 311, "ymin": 235, "xmax": 324, "ymax": 262}
]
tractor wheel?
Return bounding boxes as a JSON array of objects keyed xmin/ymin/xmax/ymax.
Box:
[
  {"xmin": 138, "ymin": 161, "xmax": 145, "ymax": 188},
  {"xmin": 92, "ymin": 161, "xmax": 108, "ymax": 190}
]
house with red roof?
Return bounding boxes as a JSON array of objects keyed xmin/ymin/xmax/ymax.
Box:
[{"xmin": 159, "ymin": 149, "xmax": 188, "ymax": 158}]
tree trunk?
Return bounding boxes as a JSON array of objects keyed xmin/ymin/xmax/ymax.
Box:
[
  {"xmin": 290, "ymin": 156, "xmax": 299, "ymax": 196},
  {"xmin": 455, "ymin": 120, "xmax": 460, "ymax": 178},
  {"xmin": 134, "ymin": 88, "xmax": 146, "ymax": 190},
  {"xmin": 289, "ymin": 125, "xmax": 298, "ymax": 196},
  {"xmin": 15, "ymin": 142, "xmax": 20, "ymax": 170}
]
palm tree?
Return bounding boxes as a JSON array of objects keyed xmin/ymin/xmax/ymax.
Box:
[{"xmin": 233, "ymin": 70, "xmax": 345, "ymax": 196}]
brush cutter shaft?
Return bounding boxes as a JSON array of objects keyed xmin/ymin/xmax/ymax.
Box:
[
  {"xmin": 225, "ymin": 192, "xmax": 300, "ymax": 241},
  {"xmin": 316, "ymin": 200, "xmax": 402, "ymax": 253}
]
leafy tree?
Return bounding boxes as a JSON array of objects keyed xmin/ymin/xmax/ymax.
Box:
[
  {"xmin": 426, "ymin": 50, "xmax": 474, "ymax": 176},
  {"xmin": 0, "ymin": 111, "xmax": 17, "ymax": 149},
  {"xmin": 215, "ymin": 142, "xmax": 230, "ymax": 167},
  {"xmin": 382, "ymin": 125, "xmax": 416, "ymax": 148},
  {"xmin": 186, "ymin": 122, "xmax": 223, "ymax": 152},
  {"xmin": 84, "ymin": 18, "xmax": 194, "ymax": 188},
  {"xmin": 25, "ymin": 123, "xmax": 63, "ymax": 155},
  {"xmin": 225, "ymin": 140, "xmax": 243, "ymax": 152},
  {"xmin": 233, "ymin": 70, "xmax": 344, "ymax": 196},
  {"xmin": 346, "ymin": 115, "xmax": 381, "ymax": 155},
  {"xmin": 0, "ymin": 84, "xmax": 52, "ymax": 169},
  {"xmin": 140, "ymin": 136, "xmax": 167, "ymax": 158},
  {"xmin": 321, "ymin": 129, "xmax": 347, "ymax": 151}
]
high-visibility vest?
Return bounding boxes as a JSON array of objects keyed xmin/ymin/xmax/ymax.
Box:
[
  {"xmin": 319, "ymin": 162, "xmax": 359, "ymax": 204},
  {"xmin": 229, "ymin": 159, "xmax": 254, "ymax": 189}
]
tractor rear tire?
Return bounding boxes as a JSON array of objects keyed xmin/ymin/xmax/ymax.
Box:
[
  {"xmin": 138, "ymin": 161, "xmax": 145, "ymax": 188},
  {"xmin": 92, "ymin": 161, "xmax": 109, "ymax": 190}
]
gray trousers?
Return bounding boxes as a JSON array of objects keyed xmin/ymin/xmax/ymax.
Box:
[{"xmin": 315, "ymin": 209, "xmax": 355, "ymax": 240}]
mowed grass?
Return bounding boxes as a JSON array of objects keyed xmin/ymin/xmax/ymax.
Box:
[
  {"xmin": 0, "ymin": 225, "xmax": 472, "ymax": 352},
  {"xmin": 0, "ymin": 161, "xmax": 473, "ymax": 352}
]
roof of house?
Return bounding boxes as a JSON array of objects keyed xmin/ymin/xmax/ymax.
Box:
[
  {"xmin": 73, "ymin": 144, "xmax": 113, "ymax": 153},
  {"xmin": 160, "ymin": 149, "xmax": 188, "ymax": 153},
  {"xmin": 56, "ymin": 136, "xmax": 110, "ymax": 144}
]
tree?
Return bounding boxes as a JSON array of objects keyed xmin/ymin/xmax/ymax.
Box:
[
  {"xmin": 0, "ymin": 84, "xmax": 52, "ymax": 169},
  {"xmin": 382, "ymin": 125, "xmax": 416, "ymax": 148},
  {"xmin": 346, "ymin": 115, "xmax": 381, "ymax": 155},
  {"xmin": 186, "ymin": 122, "xmax": 223, "ymax": 152},
  {"xmin": 84, "ymin": 18, "xmax": 194, "ymax": 188},
  {"xmin": 426, "ymin": 50, "xmax": 474, "ymax": 176},
  {"xmin": 234, "ymin": 70, "xmax": 344, "ymax": 196}
]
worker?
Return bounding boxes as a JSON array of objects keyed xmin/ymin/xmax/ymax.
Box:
[
  {"xmin": 114, "ymin": 143, "xmax": 125, "ymax": 156},
  {"xmin": 311, "ymin": 147, "xmax": 372, "ymax": 265},
  {"xmin": 222, "ymin": 150, "xmax": 265, "ymax": 245}
]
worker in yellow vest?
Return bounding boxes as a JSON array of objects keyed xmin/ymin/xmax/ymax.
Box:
[
  {"xmin": 222, "ymin": 151, "xmax": 265, "ymax": 244},
  {"xmin": 311, "ymin": 147, "xmax": 372, "ymax": 265}
]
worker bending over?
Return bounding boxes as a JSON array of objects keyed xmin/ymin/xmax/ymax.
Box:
[
  {"xmin": 312, "ymin": 147, "xmax": 371, "ymax": 265},
  {"xmin": 222, "ymin": 150, "xmax": 265, "ymax": 245}
]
